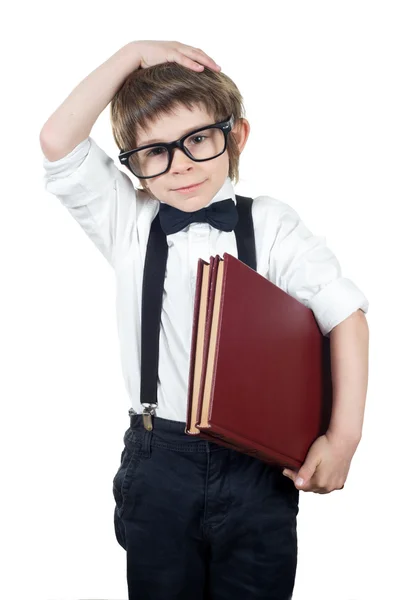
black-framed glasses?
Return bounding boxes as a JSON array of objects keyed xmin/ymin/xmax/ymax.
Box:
[{"xmin": 118, "ymin": 115, "xmax": 234, "ymax": 179}]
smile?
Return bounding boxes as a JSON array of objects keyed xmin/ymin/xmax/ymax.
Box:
[{"xmin": 173, "ymin": 180, "xmax": 206, "ymax": 193}]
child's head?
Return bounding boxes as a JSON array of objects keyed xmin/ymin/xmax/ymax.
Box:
[{"xmin": 110, "ymin": 63, "xmax": 250, "ymax": 212}]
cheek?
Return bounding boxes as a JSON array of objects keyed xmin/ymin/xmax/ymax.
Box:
[
  {"xmin": 204, "ymin": 153, "xmax": 229, "ymax": 176},
  {"xmin": 217, "ymin": 152, "xmax": 230, "ymax": 170},
  {"xmin": 144, "ymin": 177, "xmax": 163, "ymax": 198},
  {"xmin": 141, "ymin": 183, "xmax": 159, "ymax": 201}
]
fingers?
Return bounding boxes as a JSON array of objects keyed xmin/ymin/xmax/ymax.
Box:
[
  {"xmin": 177, "ymin": 53, "xmax": 206, "ymax": 71},
  {"xmin": 177, "ymin": 44, "xmax": 221, "ymax": 71}
]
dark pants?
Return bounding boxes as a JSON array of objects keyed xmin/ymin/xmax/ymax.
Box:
[{"xmin": 112, "ymin": 414, "xmax": 299, "ymax": 600}]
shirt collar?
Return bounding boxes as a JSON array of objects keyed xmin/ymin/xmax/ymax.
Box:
[{"xmin": 204, "ymin": 176, "xmax": 237, "ymax": 207}]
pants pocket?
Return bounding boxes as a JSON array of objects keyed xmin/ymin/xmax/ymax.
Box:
[
  {"xmin": 112, "ymin": 427, "xmax": 143, "ymax": 521},
  {"xmin": 114, "ymin": 504, "xmax": 126, "ymax": 550},
  {"xmin": 273, "ymin": 467, "xmax": 300, "ymax": 514}
]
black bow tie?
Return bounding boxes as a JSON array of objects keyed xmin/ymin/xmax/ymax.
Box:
[{"xmin": 158, "ymin": 198, "xmax": 238, "ymax": 236}]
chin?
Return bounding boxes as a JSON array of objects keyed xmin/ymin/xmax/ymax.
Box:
[{"xmin": 180, "ymin": 195, "xmax": 211, "ymax": 212}]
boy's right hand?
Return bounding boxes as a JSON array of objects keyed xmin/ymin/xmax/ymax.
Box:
[{"xmin": 131, "ymin": 40, "xmax": 221, "ymax": 73}]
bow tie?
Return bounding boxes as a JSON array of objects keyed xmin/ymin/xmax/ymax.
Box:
[{"xmin": 158, "ymin": 198, "xmax": 238, "ymax": 236}]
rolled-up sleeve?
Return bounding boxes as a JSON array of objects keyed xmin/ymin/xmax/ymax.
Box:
[
  {"xmin": 268, "ymin": 202, "xmax": 369, "ymax": 337},
  {"xmin": 42, "ymin": 136, "xmax": 138, "ymax": 268}
]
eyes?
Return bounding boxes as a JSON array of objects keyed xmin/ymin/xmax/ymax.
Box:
[
  {"xmin": 145, "ymin": 147, "xmax": 167, "ymax": 158},
  {"xmin": 145, "ymin": 135, "xmax": 208, "ymax": 157},
  {"xmin": 188, "ymin": 135, "xmax": 208, "ymax": 145}
]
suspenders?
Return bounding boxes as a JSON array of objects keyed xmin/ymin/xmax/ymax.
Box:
[{"xmin": 131, "ymin": 195, "xmax": 257, "ymax": 430}]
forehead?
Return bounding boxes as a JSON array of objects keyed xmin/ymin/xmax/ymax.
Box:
[{"xmin": 136, "ymin": 104, "xmax": 216, "ymax": 146}]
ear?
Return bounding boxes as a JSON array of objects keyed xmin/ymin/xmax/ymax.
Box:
[{"xmin": 232, "ymin": 118, "xmax": 250, "ymax": 153}]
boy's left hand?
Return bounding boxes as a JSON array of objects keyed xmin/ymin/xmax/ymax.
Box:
[{"xmin": 282, "ymin": 431, "xmax": 359, "ymax": 494}]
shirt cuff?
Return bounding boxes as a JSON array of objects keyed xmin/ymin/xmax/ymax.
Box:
[{"xmin": 308, "ymin": 276, "xmax": 369, "ymax": 337}]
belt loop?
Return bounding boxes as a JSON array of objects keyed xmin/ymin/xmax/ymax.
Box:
[{"xmin": 141, "ymin": 425, "xmax": 153, "ymax": 457}]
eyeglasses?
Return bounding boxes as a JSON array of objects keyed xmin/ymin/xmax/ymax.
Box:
[{"xmin": 118, "ymin": 115, "xmax": 234, "ymax": 179}]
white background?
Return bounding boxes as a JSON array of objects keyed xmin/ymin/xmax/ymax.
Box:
[{"xmin": 2, "ymin": 1, "xmax": 399, "ymax": 599}]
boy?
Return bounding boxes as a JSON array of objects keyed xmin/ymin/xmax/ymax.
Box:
[{"xmin": 40, "ymin": 40, "xmax": 369, "ymax": 600}]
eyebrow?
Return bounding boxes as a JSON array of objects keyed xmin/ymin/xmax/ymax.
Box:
[{"xmin": 137, "ymin": 122, "xmax": 212, "ymax": 147}]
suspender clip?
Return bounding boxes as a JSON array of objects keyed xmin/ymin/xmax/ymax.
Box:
[{"xmin": 142, "ymin": 404, "xmax": 157, "ymax": 431}]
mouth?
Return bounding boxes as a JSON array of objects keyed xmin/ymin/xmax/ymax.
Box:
[{"xmin": 173, "ymin": 180, "xmax": 206, "ymax": 193}]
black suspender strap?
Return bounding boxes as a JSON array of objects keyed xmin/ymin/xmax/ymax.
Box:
[
  {"xmin": 138, "ymin": 195, "xmax": 257, "ymax": 430},
  {"xmin": 234, "ymin": 195, "xmax": 257, "ymax": 272},
  {"xmin": 139, "ymin": 213, "xmax": 168, "ymax": 428}
]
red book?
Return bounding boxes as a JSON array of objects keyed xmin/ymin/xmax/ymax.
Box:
[{"xmin": 185, "ymin": 253, "xmax": 332, "ymax": 471}]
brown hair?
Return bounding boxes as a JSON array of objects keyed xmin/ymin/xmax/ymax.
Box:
[{"xmin": 110, "ymin": 62, "xmax": 246, "ymax": 196}]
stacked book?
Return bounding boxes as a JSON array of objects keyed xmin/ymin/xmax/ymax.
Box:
[{"xmin": 185, "ymin": 253, "xmax": 332, "ymax": 471}]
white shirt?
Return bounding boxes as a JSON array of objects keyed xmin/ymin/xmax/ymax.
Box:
[{"xmin": 42, "ymin": 136, "xmax": 369, "ymax": 422}]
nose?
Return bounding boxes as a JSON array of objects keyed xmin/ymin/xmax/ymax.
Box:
[{"xmin": 169, "ymin": 147, "xmax": 194, "ymax": 173}]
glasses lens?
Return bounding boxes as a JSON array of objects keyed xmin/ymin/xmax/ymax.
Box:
[
  {"xmin": 128, "ymin": 146, "xmax": 169, "ymax": 178},
  {"xmin": 128, "ymin": 127, "xmax": 226, "ymax": 178},
  {"xmin": 183, "ymin": 127, "xmax": 225, "ymax": 161}
]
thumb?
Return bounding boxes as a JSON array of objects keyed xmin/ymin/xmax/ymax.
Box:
[{"xmin": 295, "ymin": 458, "xmax": 319, "ymax": 489}]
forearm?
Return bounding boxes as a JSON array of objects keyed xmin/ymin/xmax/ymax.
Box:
[
  {"xmin": 327, "ymin": 309, "xmax": 369, "ymax": 446},
  {"xmin": 39, "ymin": 42, "xmax": 140, "ymax": 160}
]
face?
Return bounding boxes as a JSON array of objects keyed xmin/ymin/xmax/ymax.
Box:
[{"xmin": 135, "ymin": 104, "xmax": 248, "ymax": 212}]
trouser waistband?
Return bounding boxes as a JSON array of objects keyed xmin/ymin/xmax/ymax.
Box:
[{"xmin": 128, "ymin": 412, "xmax": 226, "ymax": 453}]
